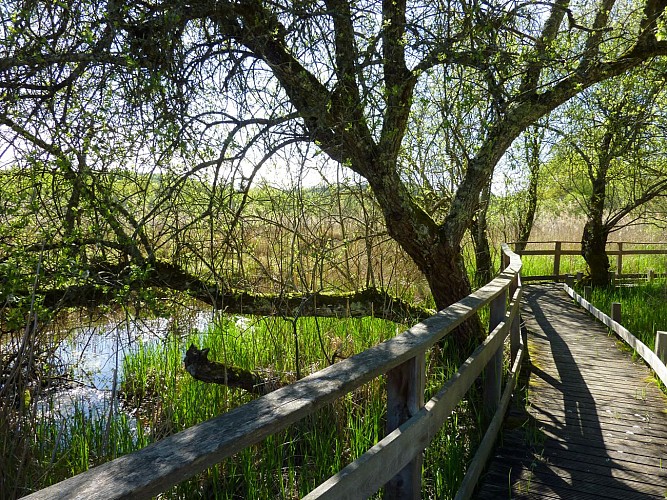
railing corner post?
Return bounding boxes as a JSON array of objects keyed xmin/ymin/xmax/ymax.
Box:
[
  {"xmin": 502, "ymin": 251, "xmax": 510, "ymax": 271},
  {"xmin": 553, "ymin": 241, "xmax": 562, "ymax": 280}
]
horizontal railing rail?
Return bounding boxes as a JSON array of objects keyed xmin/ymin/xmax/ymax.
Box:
[
  {"xmin": 563, "ymin": 282, "xmax": 667, "ymax": 387},
  {"xmin": 508, "ymin": 240, "xmax": 667, "ymax": 281},
  {"xmin": 24, "ymin": 245, "xmax": 523, "ymax": 500}
]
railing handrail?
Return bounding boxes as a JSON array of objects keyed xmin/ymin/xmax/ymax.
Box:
[
  {"xmin": 508, "ymin": 240, "xmax": 667, "ymax": 246},
  {"xmin": 24, "ymin": 245, "xmax": 523, "ymax": 500},
  {"xmin": 509, "ymin": 240, "xmax": 667, "ymax": 281},
  {"xmin": 563, "ymin": 282, "xmax": 667, "ymax": 387}
]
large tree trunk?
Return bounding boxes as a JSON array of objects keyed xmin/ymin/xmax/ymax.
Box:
[
  {"xmin": 470, "ymin": 181, "xmax": 493, "ymax": 288},
  {"xmin": 581, "ymin": 158, "xmax": 611, "ymax": 287},
  {"xmin": 361, "ymin": 163, "xmax": 484, "ymax": 346},
  {"xmin": 581, "ymin": 218, "xmax": 610, "ymax": 287},
  {"xmin": 515, "ymin": 130, "xmax": 542, "ymax": 253}
]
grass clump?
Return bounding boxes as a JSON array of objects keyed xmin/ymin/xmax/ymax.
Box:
[
  {"xmin": 116, "ymin": 314, "xmax": 486, "ymax": 498},
  {"xmin": 584, "ymin": 280, "xmax": 667, "ymax": 351},
  {"xmin": 9, "ymin": 309, "xmax": 494, "ymax": 499}
]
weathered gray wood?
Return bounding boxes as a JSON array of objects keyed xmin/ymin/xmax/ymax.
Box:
[
  {"xmin": 517, "ymin": 247, "xmax": 667, "ymax": 256},
  {"xmin": 522, "ymin": 274, "xmax": 572, "ymax": 281},
  {"xmin": 609, "ymin": 248, "xmax": 667, "ymax": 255},
  {"xmin": 553, "ymin": 241, "xmax": 562, "ymax": 278},
  {"xmin": 455, "ymin": 327, "xmax": 525, "ymax": 500},
  {"xmin": 304, "ymin": 320, "xmax": 512, "ymax": 500},
  {"xmin": 584, "ymin": 285, "xmax": 591, "ymax": 301},
  {"xmin": 611, "ymin": 301, "xmax": 621, "ymax": 323},
  {"xmin": 655, "ymin": 331, "xmax": 667, "ymax": 365},
  {"xmin": 564, "ymin": 283, "xmax": 667, "ymax": 396},
  {"xmin": 519, "ymin": 249, "xmax": 584, "ymax": 255},
  {"xmin": 510, "ymin": 282, "xmax": 522, "ymax": 364},
  {"xmin": 25, "ymin": 247, "xmax": 522, "ymax": 500},
  {"xmin": 565, "ymin": 274, "xmax": 574, "ymax": 287},
  {"xmin": 513, "ymin": 240, "xmax": 667, "ymax": 284},
  {"xmin": 384, "ymin": 353, "xmax": 425, "ymax": 500},
  {"xmin": 648, "ymin": 269, "xmax": 655, "ymax": 281},
  {"xmin": 477, "ymin": 284, "xmax": 667, "ymax": 499},
  {"xmin": 483, "ymin": 289, "xmax": 506, "ymax": 416},
  {"xmin": 621, "ymin": 272, "xmax": 667, "ymax": 279}
]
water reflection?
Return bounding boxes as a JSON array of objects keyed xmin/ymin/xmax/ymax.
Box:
[{"xmin": 40, "ymin": 311, "xmax": 212, "ymax": 422}]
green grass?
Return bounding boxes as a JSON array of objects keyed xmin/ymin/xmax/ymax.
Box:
[
  {"xmin": 17, "ymin": 312, "xmax": 493, "ymax": 499},
  {"xmin": 517, "ymin": 253, "xmax": 587, "ymax": 278},
  {"xmin": 583, "ymin": 280, "xmax": 667, "ymax": 351},
  {"xmin": 518, "ymin": 248, "xmax": 667, "ymax": 280}
]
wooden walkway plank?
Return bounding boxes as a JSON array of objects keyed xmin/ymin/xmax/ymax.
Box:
[{"xmin": 476, "ymin": 283, "xmax": 667, "ymax": 499}]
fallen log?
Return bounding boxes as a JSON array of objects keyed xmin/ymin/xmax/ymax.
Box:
[
  {"xmin": 9, "ymin": 260, "xmax": 432, "ymax": 323},
  {"xmin": 183, "ymin": 344, "xmax": 283, "ymax": 395}
]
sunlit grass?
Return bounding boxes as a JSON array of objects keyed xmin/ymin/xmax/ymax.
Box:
[
  {"xmin": 584, "ymin": 280, "xmax": 667, "ymax": 351},
  {"xmin": 23, "ymin": 312, "xmax": 491, "ymax": 499},
  {"xmin": 518, "ymin": 250, "xmax": 667, "ymax": 280}
]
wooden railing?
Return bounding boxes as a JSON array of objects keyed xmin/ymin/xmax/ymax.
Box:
[
  {"xmin": 24, "ymin": 245, "xmax": 524, "ymax": 500},
  {"xmin": 510, "ymin": 240, "xmax": 667, "ymax": 281},
  {"xmin": 562, "ymin": 281, "xmax": 667, "ymax": 388}
]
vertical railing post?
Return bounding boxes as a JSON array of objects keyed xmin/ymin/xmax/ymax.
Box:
[
  {"xmin": 385, "ymin": 353, "xmax": 425, "ymax": 499},
  {"xmin": 616, "ymin": 242, "xmax": 623, "ymax": 277},
  {"xmin": 565, "ymin": 274, "xmax": 574, "ymax": 288},
  {"xmin": 611, "ymin": 302, "xmax": 621, "ymax": 324},
  {"xmin": 648, "ymin": 269, "xmax": 655, "ymax": 282},
  {"xmin": 510, "ymin": 276, "xmax": 520, "ymax": 365},
  {"xmin": 553, "ymin": 241, "xmax": 562, "ymax": 280},
  {"xmin": 502, "ymin": 250, "xmax": 510, "ymax": 271},
  {"xmin": 484, "ymin": 289, "xmax": 506, "ymax": 417},
  {"xmin": 583, "ymin": 286, "xmax": 592, "ymax": 301},
  {"xmin": 655, "ymin": 331, "xmax": 667, "ymax": 365}
]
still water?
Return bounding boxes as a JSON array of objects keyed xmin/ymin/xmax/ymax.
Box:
[{"xmin": 40, "ymin": 310, "xmax": 212, "ymax": 422}]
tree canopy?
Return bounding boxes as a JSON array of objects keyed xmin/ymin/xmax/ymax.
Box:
[{"xmin": 3, "ymin": 0, "xmax": 667, "ymax": 339}]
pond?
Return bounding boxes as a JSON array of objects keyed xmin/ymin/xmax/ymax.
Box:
[{"xmin": 37, "ymin": 309, "xmax": 213, "ymax": 426}]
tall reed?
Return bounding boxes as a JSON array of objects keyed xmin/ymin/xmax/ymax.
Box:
[
  {"xmin": 585, "ymin": 280, "xmax": 667, "ymax": 351},
  {"xmin": 17, "ymin": 311, "xmax": 489, "ymax": 498}
]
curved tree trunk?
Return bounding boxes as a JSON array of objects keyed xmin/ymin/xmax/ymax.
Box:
[
  {"xmin": 581, "ymin": 218, "xmax": 611, "ymax": 287},
  {"xmin": 515, "ymin": 128, "xmax": 542, "ymax": 253},
  {"xmin": 581, "ymin": 152, "xmax": 611, "ymax": 287},
  {"xmin": 471, "ymin": 181, "xmax": 493, "ymax": 288}
]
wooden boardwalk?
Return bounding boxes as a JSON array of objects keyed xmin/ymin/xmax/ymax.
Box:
[{"xmin": 476, "ymin": 283, "xmax": 667, "ymax": 499}]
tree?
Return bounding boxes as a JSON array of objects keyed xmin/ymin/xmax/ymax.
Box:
[
  {"xmin": 514, "ymin": 125, "xmax": 546, "ymax": 253},
  {"xmin": 549, "ymin": 70, "xmax": 667, "ymax": 286},
  {"xmin": 4, "ymin": 1, "xmax": 667, "ymax": 343}
]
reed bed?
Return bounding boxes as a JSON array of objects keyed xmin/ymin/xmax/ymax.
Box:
[
  {"xmin": 584, "ymin": 280, "xmax": 667, "ymax": 352},
  {"xmin": 18, "ymin": 313, "xmax": 485, "ymax": 499}
]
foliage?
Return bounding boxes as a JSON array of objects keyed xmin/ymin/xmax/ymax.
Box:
[
  {"xmin": 584, "ymin": 280, "xmax": 667, "ymax": 351},
  {"xmin": 8, "ymin": 312, "xmax": 485, "ymax": 498},
  {"xmin": 3, "ymin": 1, "xmax": 667, "ymax": 323}
]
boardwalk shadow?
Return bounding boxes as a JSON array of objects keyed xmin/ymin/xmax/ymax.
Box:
[{"xmin": 498, "ymin": 285, "xmax": 653, "ymax": 499}]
